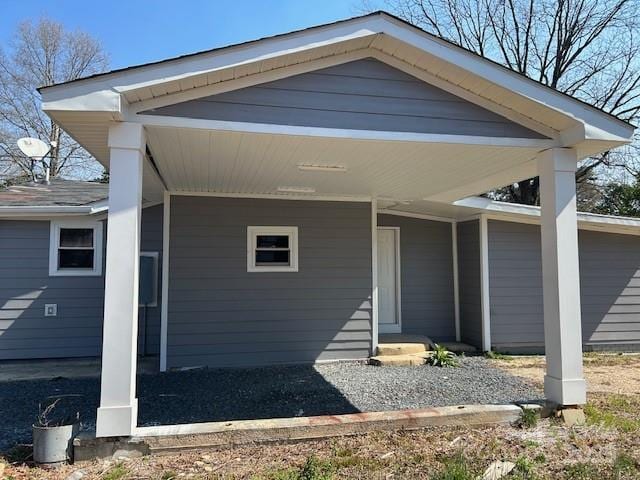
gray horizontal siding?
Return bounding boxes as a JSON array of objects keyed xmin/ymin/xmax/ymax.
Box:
[
  {"xmin": 488, "ymin": 220, "xmax": 640, "ymax": 350},
  {"xmin": 377, "ymin": 214, "xmax": 455, "ymax": 340},
  {"xmin": 0, "ymin": 205, "xmax": 163, "ymax": 360},
  {"xmin": 145, "ymin": 58, "xmax": 545, "ymax": 139},
  {"xmin": 457, "ymin": 220, "xmax": 482, "ymax": 348},
  {"xmin": 167, "ymin": 196, "xmax": 372, "ymax": 368},
  {"xmin": 139, "ymin": 204, "xmax": 163, "ymax": 356}
]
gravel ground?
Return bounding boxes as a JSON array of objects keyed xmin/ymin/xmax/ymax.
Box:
[{"xmin": 0, "ymin": 357, "xmax": 540, "ymax": 452}]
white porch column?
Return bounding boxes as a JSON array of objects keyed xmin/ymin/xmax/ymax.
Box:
[
  {"xmin": 96, "ymin": 123, "xmax": 145, "ymax": 437},
  {"xmin": 538, "ymin": 147, "xmax": 586, "ymax": 406}
]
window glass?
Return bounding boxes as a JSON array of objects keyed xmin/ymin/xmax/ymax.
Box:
[
  {"xmin": 58, "ymin": 249, "xmax": 94, "ymax": 269},
  {"xmin": 256, "ymin": 235, "xmax": 289, "ymax": 249},
  {"xmin": 60, "ymin": 228, "xmax": 94, "ymax": 248},
  {"xmin": 256, "ymin": 250, "xmax": 290, "ymax": 265}
]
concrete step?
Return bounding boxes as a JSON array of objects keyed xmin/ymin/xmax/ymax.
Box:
[
  {"xmin": 376, "ymin": 334, "xmax": 433, "ymax": 356},
  {"xmin": 376, "ymin": 343, "xmax": 429, "ymax": 356},
  {"xmin": 369, "ymin": 352, "xmax": 430, "ymax": 366},
  {"xmin": 439, "ymin": 342, "xmax": 477, "ymax": 354}
]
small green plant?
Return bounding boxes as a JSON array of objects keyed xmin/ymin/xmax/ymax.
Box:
[
  {"xmin": 432, "ymin": 452, "xmax": 475, "ymax": 480},
  {"xmin": 161, "ymin": 470, "xmax": 178, "ymax": 480},
  {"xmin": 519, "ymin": 408, "xmax": 538, "ymax": 428},
  {"xmin": 613, "ymin": 452, "xmax": 638, "ymax": 476},
  {"xmin": 298, "ymin": 456, "xmax": 334, "ymax": 480},
  {"xmin": 426, "ymin": 344, "xmax": 458, "ymax": 367},
  {"xmin": 484, "ymin": 350, "xmax": 511, "ymax": 360},
  {"xmin": 103, "ymin": 463, "xmax": 129, "ymax": 480}
]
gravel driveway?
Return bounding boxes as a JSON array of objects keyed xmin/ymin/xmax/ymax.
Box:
[{"xmin": 0, "ymin": 357, "xmax": 541, "ymax": 452}]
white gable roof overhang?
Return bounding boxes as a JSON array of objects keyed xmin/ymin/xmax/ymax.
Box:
[{"xmin": 40, "ymin": 12, "xmax": 635, "ymax": 204}]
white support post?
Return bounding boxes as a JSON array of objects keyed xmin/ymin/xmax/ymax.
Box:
[
  {"xmin": 538, "ymin": 148, "xmax": 586, "ymax": 406},
  {"xmin": 371, "ymin": 199, "xmax": 379, "ymax": 355},
  {"xmin": 159, "ymin": 191, "xmax": 170, "ymax": 372},
  {"xmin": 96, "ymin": 123, "xmax": 145, "ymax": 437},
  {"xmin": 479, "ymin": 215, "xmax": 491, "ymax": 352},
  {"xmin": 451, "ymin": 222, "xmax": 461, "ymax": 342}
]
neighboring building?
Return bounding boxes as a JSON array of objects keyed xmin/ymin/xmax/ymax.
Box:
[{"xmin": 26, "ymin": 11, "xmax": 637, "ymax": 437}]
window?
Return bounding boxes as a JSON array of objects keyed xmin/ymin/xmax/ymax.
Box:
[
  {"xmin": 49, "ymin": 220, "xmax": 103, "ymax": 276},
  {"xmin": 139, "ymin": 252, "xmax": 159, "ymax": 307},
  {"xmin": 247, "ymin": 226, "xmax": 298, "ymax": 272}
]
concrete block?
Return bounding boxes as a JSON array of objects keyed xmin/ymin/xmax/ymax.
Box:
[{"xmin": 560, "ymin": 408, "xmax": 586, "ymax": 427}]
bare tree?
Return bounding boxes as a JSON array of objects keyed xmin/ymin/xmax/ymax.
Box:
[
  {"xmin": 362, "ymin": 0, "xmax": 640, "ymax": 205},
  {"xmin": 0, "ymin": 18, "xmax": 108, "ymax": 185}
]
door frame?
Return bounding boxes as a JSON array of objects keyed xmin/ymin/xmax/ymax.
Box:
[{"xmin": 377, "ymin": 226, "xmax": 402, "ymax": 334}]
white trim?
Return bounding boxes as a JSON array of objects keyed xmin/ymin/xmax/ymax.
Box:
[
  {"xmin": 375, "ymin": 14, "xmax": 633, "ymax": 140},
  {"xmin": 378, "ymin": 208, "xmax": 455, "ymax": 223},
  {"xmin": 160, "ymin": 191, "xmax": 170, "ymax": 372},
  {"xmin": 247, "ymin": 226, "xmax": 299, "ymax": 273},
  {"xmin": 371, "ymin": 199, "xmax": 379, "ymax": 354},
  {"xmin": 451, "ymin": 222, "xmax": 461, "ymax": 342},
  {"xmin": 139, "ymin": 251, "xmax": 159, "ymax": 307},
  {"xmin": 48, "ymin": 219, "xmax": 104, "ymax": 277},
  {"xmin": 129, "ymin": 49, "xmax": 375, "ymax": 113},
  {"xmin": 137, "ymin": 114, "xmax": 556, "ymax": 148},
  {"xmin": 168, "ymin": 190, "xmax": 371, "ymax": 203},
  {"xmin": 377, "ymin": 226, "xmax": 402, "ymax": 334},
  {"xmin": 479, "ymin": 214, "xmax": 491, "ymax": 352}
]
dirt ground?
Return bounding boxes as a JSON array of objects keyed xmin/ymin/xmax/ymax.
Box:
[
  {"xmin": 490, "ymin": 352, "xmax": 640, "ymax": 395},
  {"xmin": 2, "ymin": 353, "xmax": 640, "ymax": 480}
]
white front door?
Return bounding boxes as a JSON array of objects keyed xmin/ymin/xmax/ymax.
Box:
[{"xmin": 377, "ymin": 228, "xmax": 400, "ymax": 333}]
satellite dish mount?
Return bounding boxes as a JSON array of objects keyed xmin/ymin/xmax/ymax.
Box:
[{"xmin": 17, "ymin": 137, "xmax": 56, "ymax": 184}]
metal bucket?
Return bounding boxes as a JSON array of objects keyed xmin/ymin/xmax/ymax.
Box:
[{"xmin": 32, "ymin": 422, "xmax": 80, "ymax": 464}]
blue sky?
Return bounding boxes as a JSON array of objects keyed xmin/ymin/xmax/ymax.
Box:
[{"xmin": 0, "ymin": 0, "xmax": 362, "ymax": 69}]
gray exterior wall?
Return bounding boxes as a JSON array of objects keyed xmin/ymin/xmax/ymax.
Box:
[
  {"xmin": 145, "ymin": 58, "xmax": 545, "ymax": 139},
  {"xmin": 377, "ymin": 214, "xmax": 455, "ymax": 340},
  {"xmin": 0, "ymin": 205, "xmax": 163, "ymax": 360},
  {"xmin": 488, "ymin": 220, "xmax": 640, "ymax": 350},
  {"xmin": 167, "ymin": 196, "xmax": 373, "ymax": 368},
  {"xmin": 457, "ymin": 220, "xmax": 483, "ymax": 348}
]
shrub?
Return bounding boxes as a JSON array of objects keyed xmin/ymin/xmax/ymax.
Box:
[{"xmin": 426, "ymin": 344, "xmax": 458, "ymax": 367}]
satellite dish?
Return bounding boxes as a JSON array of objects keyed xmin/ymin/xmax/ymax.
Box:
[{"xmin": 17, "ymin": 137, "xmax": 51, "ymax": 160}]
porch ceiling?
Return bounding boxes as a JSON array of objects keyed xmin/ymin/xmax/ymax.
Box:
[{"xmin": 146, "ymin": 125, "xmax": 543, "ymax": 202}]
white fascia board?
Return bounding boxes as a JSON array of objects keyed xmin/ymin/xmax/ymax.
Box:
[
  {"xmin": 454, "ymin": 196, "xmax": 640, "ymax": 233},
  {"xmin": 376, "ymin": 15, "xmax": 635, "ymax": 142},
  {"xmin": 42, "ymin": 89, "xmax": 122, "ymax": 115},
  {"xmin": 39, "ymin": 18, "xmax": 380, "ymax": 104}
]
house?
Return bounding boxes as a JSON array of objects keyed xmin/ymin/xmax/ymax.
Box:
[
  {"xmin": 3, "ymin": 181, "xmax": 640, "ymax": 361},
  {"xmin": 20, "ymin": 11, "xmax": 637, "ymax": 438}
]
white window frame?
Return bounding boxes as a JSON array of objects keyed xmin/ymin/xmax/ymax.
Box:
[
  {"xmin": 49, "ymin": 219, "xmax": 104, "ymax": 276},
  {"xmin": 247, "ymin": 226, "xmax": 298, "ymax": 272},
  {"xmin": 139, "ymin": 251, "xmax": 160, "ymax": 307}
]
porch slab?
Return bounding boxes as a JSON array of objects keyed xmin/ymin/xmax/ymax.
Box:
[{"xmin": 74, "ymin": 404, "xmax": 523, "ymax": 459}]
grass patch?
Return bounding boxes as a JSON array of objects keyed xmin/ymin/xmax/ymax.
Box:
[
  {"xmin": 484, "ymin": 350, "xmax": 513, "ymax": 361},
  {"xmin": 432, "ymin": 452, "xmax": 476, "ymax": 480},
  {"xmin": 103, "ymin": 463, "xmax": 129, "ymax": 480},
  {"xmin": 161, "ymin": 470, "xmax": 178, "ymax": 480},
  {"xmin": 584, "ymin": 394, "xmax": 640, "ymax": 432},
  {"xmin": 262, "ymin": 456, "xmax": 334, "ymax": 480},
  {"xmin": 613, "ymin": 452, "xmax": 639, "ymax": 477}
]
